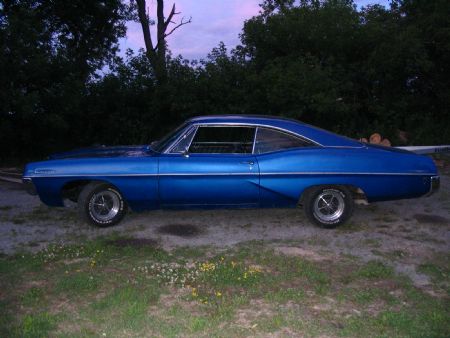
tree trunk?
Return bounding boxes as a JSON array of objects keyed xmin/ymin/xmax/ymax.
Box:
[{"xmin": 135, "ymin": 0, "xmax": 191, "ymax": 84}]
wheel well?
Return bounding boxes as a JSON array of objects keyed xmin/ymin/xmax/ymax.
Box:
[
  {"xmin": 61, "ymin": 180, "xmax": 91, "ymax": 202},
  {"xmin": 61, "ymin": 180, "xmax": 126, "ymax": 204},
  {"xmin": 299, "ymin": 184, "xmax": 368, "ymax": 205}
]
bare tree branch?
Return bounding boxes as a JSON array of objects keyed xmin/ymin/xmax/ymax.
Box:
[
  {"xmin": 164, "ymin": 16, "xmax": 192, "ymax": 38},
  {"xmin": 164, "ymin": 4, "xmax": 177, "ymax": 30},
  {"xmin": 135, "ymin": 0, "xmax": 191, "ymax": 82}
]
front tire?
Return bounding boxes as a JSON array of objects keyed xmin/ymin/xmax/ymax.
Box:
[
  {"xmin": 303, "ymin": 186, "xmax": 353, "ymax": 228},
  {"xmin": 78, "ymin": 182, "xmax": 127, "ymax": 227}
]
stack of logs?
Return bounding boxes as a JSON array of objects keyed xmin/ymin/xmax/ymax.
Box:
[{"xmin": 359, "ymin": 133, "xmax": 391, "ymax": 147}]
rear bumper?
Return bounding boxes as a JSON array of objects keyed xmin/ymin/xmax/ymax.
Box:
[
  {"xmin": 23, "ymin": 178, "xmax": 37, "ymax": 195},
  {"xmin": 427, "ymin": 175, "xmax": 440, "ymax": 196}
]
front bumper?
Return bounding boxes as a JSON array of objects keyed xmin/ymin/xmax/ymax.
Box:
[
  {"xmin": 427, "ymin": 175, "xmax": 440, "ymax": 196},
  {"xmin": 23, "ymin": 178, "xmax": 37, "ymax": 195}
]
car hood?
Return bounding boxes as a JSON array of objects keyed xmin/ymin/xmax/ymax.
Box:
[{"xmin": 49, "ymin": 145, "xmax": 155, "ymax": 159}]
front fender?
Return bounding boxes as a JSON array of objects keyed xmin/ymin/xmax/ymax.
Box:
[{"xmin": 24, "ymin": 157, "xmax": 159, "ymax": 210}]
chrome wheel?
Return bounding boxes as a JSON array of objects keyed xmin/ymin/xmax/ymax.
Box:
[
  {"xmin": 89, "ymin": 190, "xmax": 121, "ymax": 222},
  {"xmin": 313, "ymin": 189, "xmax": 345, "ymax": 223}
]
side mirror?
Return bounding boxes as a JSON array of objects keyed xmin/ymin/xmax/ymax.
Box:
[{"xmin": 181, "ymin": 148, "xmax": 190, "ymax": 158}]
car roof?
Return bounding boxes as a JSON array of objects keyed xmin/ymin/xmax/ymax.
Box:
[
  {"xmin": 187, "ymin": 115, "xmax": 362, "ymax": 148},
  {"xmin": 188, "ymin": 114, "xmax": 303, "ymax": 124}
]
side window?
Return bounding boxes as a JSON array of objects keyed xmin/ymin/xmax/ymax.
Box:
[
  {"xmin": 170, "ymin": 127, "xmax": 196, "ymax": 153},
  {"xmin": 254, "ymin": 128, "xmax": 314, "ymax": 154},
  {"xmin": 189, "ymin": 126, "xmax": 255, "ymax": 154}
]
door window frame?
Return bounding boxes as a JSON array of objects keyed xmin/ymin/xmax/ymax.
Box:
[{"xmin": 164, "ymin": 123, "xmax": 321, "ymax": 155}]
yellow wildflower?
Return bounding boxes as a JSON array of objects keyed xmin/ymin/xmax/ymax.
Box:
[
  {"xmin": 248, "ymin": 266, "xmax": 262, "ymax": 274},
  {"xmin": 199, "ymin": 262, "xmax": 216, "ymax": 272},
  {"xmin": 191, "ymin": 287, "xmax": 198, "ymax": 297}
]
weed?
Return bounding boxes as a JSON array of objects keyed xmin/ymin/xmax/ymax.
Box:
[
  {"xmin": 355, "ymin": 260, "xmax": 394, "ymax": 279},
  {"xmin": 189, "ymin": 316, "xmax": 208, "ymax": 332},
  {"xmin": 90, "ymin": 284, "xmax": 161, "ymax": 332},
  {"xmin": 256, "ymin": 313, "xmax": 288, "ymax": 333},
  {"xmin": 351, "ymin": 288, "xmax": 397, "ymax": 306},
  {"xmin": 56, "ymin": 272, "xmax": 99, "ymax": 295},
  {"xmin": 265, "ymin": 288, "xmax": 305, "ymax": 303},
  {"xmin": 21, "ymin": 312, "xmax": 57, "ymax": 338},
  {"xmin": 418, "ymin": 263, "xmax": 449, "ymax": 282},
  {"xmin": 171, "ymin": 246, "xmax": 208, "ymax": 259},
  {"xmin": 22, "ymin": 287, "xmax": 44, "ymax": 306}
]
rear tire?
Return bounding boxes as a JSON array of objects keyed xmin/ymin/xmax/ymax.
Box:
[
  {"xmin": 303, "ymin": 186, "xmax": 353, "ymax": 228},
  {"xmin": 78, "ymin": 182, "xmax": 127, "ymax": 227}
]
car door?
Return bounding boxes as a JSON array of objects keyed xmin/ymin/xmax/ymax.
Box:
[
  {"xmin": 158, "ymin": 125, "xmax": 260, "ymax": 207},
  {"xmin": 253, "ymin": 127, "xmax": 319, "ymax": 207}
]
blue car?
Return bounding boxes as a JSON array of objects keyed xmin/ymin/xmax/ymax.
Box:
[{"xmin": 23, "ymin": 115, "xmax": 440, "ymax": 228}]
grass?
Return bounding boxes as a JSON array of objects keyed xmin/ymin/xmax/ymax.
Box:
[
  {"xmin": 355, "ymin": 260, "xmax": 394, "ymax": 279},
  {"xmin": 350, "ymin": 287, "xmax": 398, "ymax": 306},
  {"xmin": 21, "ymin": 312, "xmax": 58, "ymax": 338},
  {"xmin": 418, "ymin": 263, "xmax": 449, "ymax": 283},
  {"xmin": 417, "ymin": 258, "xmax": 450, "ymax": 294},
  {"xmin": 21, "ymin": 287, "xmax": 44, "ymax": 306},
  {"xmin": 0, "ymin": 238, "xmax": 449, "ymax": 337},
  {"xmin": 55, "ymin": 272, "xmax": 100, "ymax": 295},
  {"xmin": 265, "ymin": 287, "xmax": 306, "ymax": 303}
]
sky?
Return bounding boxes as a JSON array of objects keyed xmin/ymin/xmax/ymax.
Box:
[{"xmin": 120, "ymin": 0, "xmax": 390, "ymax": 61}]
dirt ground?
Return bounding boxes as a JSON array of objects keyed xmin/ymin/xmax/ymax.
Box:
[{"xmin": 0, "ymin": 175, "xmax": 449, "ymax": 291}]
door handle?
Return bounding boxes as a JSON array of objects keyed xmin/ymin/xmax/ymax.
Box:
[{"xmin": 240, "ymin": 161, "xmax": 255, "ymax": 165}]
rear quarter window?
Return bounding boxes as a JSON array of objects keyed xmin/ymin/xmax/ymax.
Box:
[{"xmin": 254, "ymin": 127, "xmax": 315, "ymax": 154}]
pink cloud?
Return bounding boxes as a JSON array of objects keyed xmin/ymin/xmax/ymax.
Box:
[{"xmin": 120, "ymin": 0, "xmax": 261, "ymax": 60}]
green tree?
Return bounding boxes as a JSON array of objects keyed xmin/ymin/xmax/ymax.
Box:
[{"xmin": 0, "ymin": 0, "xmax": 130, "ymax": 159}]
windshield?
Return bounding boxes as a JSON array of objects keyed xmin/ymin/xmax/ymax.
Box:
[{"xmin": 151, "ymin": 123, "xmax": 189, "ymax": 152}]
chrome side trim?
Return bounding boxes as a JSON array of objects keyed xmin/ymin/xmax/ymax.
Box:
[
  {"xmin": 23, "ymin": 174, "xmax": 159, "ymax": 178},
  {"xmin": 23, "ymin": 171, "xmax": 436, "ymax": 179},
  {"xmin": 160, "ymin": 172, "xmax": 257, "ymax": 176},
  {"xmin": 259, "ymin": 172, "xmax": 435, "ymax": 176}
]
